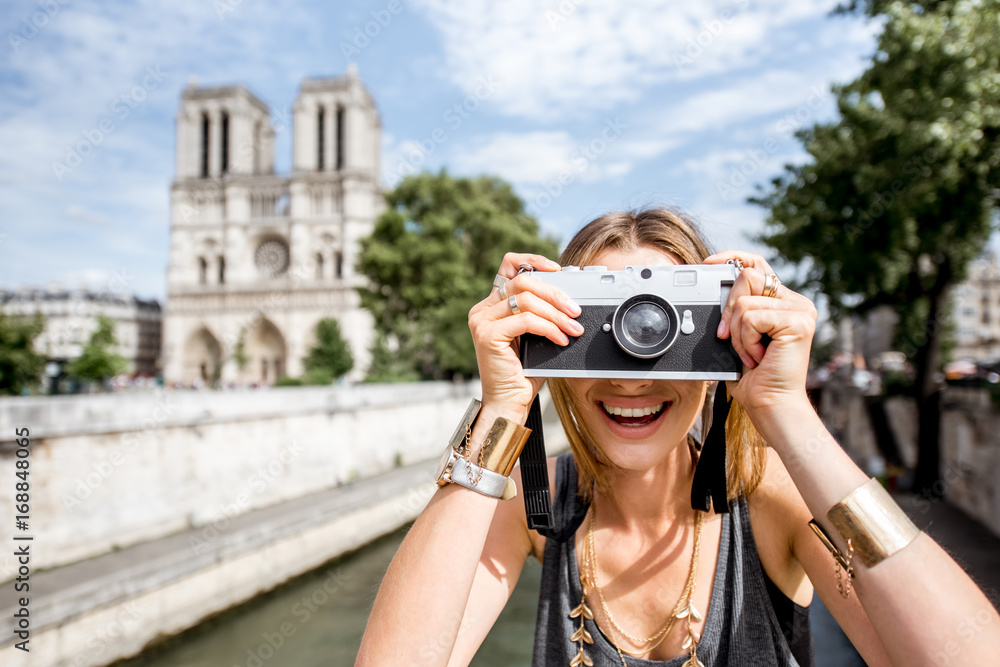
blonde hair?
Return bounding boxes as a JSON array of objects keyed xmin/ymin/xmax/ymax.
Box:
[{"xmin": 547, "ymin": 208, "xmax": 767, "ymax": 503}]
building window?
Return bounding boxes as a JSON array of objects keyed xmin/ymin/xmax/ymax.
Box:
[
  {"xmin": 335, "ymin": 105, "xmax": 344, "ymax": 170},
  {"xmin": 220, "ymin": 111, "xmax": 229, "ymax": 173},
  {"xmin": 335, "ymin": 251, "xmax": 343, "ymax": 279},
  {"xmin": 198, "ymin": 257, "xmax": 207, "ymax": 284},
  {"xmin": 315, "ymin": 252, "xmax": 324, "ymax": 280},
  {"xmin": 261, "ymin": 358, "xmax": 269, "ymax": 382},
  {"xmin": 253, "ymin": 121, "xmax": 262, "ymax": 174},
  {"xmin": 317, "ymin": 107, "xmax": 325, "ymax": 171},
  {"xmin": 200, "ymin": 113, "xmax": 210, "ymax": 178},
  {"xmin": 218, "ymin": 256, "xmax": 226, "ymax": 284}
]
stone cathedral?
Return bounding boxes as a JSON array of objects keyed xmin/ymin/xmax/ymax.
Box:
[{"xmin": 162, "ymin": 67, "xmax": 381, "ymax": 385}]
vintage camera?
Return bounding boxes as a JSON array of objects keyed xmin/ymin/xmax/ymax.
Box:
[{"xmin": 519, "ymin": 263, "xmax": 742, "ymax": 380}]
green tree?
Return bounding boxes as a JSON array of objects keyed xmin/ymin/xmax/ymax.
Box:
[
  {"xmin": 752, "ymin": 0, "xmax": 1000, "ymax": 494},
  {"xmin": 231, "ymin": 328, "xmax": 249, "ymax": 371},
  {"xmin": 365, "ymin": 334, "xmax": 421, "ymax": 383},
  {"xmin": 357, "ymin": 170, "xmax": 559, "ymax": 380},
  {"xmin": 0, "ymin": 312, "xmax": 46, "ymax": 395},
  {"xmin": 303, "ymin": 317, "xmax": 354, "ymax": 381},
  {"xmin": 66, "ymin": 315, "xmax": 129, "ymax": 388}
]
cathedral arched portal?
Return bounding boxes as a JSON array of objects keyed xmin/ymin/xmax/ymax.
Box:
[
  {"xmin": 182, "ymin": 326, "xmax": 222, "ymax": 383},
  {"xmin": 245, "ymin": 317, "xmax": 287, "ymax": 383}
]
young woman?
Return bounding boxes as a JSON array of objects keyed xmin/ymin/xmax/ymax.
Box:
[{"xmin": 357, "ymin": 209, "xmax": 1000, "ymax": 666}]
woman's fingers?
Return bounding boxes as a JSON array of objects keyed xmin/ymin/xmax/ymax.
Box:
[
  {"xmin": 729, "ymin": 296, "xmax": 793, "ymax": 366},
  {"xmin": 727, "ymin": 295, "xmax": 816, "ymax": 369},
  {"xmin": 704, "ymin": 250, "xmax": 776, "ymax": 276},
  {"xmin": 717, "ymin": 266, "xmax": 769, "ymax": 340},
  {"xmin": 496, "ymin": 252, "xmax": 561, "ymax": 280},
  {"xmin": 490, "ymin": 273, "xmax": 580, "ymax": 317},
  {"xmin": 492, "ymin": 310, "xmax": 575, "ymax": 348},
  {"xmin": 484, "ymin": 288, "xmax": 583, "ymax": 345},
  {"xmin": 473, "ymin": 254, "xmax": 564, "ymax": 317}
]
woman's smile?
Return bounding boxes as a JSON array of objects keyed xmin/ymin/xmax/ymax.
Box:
[{"xmin": 596, "ymin": 397, "xmax": 672, "ymax": 439}]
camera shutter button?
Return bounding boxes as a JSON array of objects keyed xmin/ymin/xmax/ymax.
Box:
[{"xmin": 681, "ymin": 310, "xmax": 695, "ymax": 335}]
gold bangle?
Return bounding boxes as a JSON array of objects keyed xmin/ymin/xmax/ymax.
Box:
[
  {"xmin": 478, "ymin": 416, "xmax": 531, "ymax": 477},
  {"xmin": 826, "ymin": 478, "xmax": 921, "ymax": 568}
]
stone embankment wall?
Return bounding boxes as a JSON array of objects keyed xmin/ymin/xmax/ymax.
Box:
[
  {"xmin": 819, "ymin": 384, "xmax": 1000, "ymax": 538},
  {"xmin": 0, "ymin": 382, "xmax": 479, "ymax": 578}
]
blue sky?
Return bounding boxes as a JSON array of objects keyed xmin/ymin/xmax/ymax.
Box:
[{"xmin": 3, "ymin": 0, "xmax": 989, "ymax": 302}]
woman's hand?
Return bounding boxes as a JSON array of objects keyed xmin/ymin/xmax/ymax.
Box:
[
  {"xmin": 468, "ymin": 252, "xmax": 584, "ymax": 412},
  {"xmin": 703, "ymin": 251, "xmax": 818, "ymax": 419}
]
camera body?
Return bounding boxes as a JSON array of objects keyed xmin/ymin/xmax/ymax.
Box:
[{"xmin": 520, "ymin": 263, "xmax": 742, "ymax": 380}]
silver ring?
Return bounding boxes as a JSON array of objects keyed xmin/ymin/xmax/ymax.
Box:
[
  {"xmin": 517, "ymin": 263, "xmax": 534, "ymax": 275},
  {"xmin": 498, "ymin": 283, "xmax": 508, "ymax": 300},
  {"xmin": 763, "ymin": 272, "xmax": 780, "ymax": 298},
  {"xmin": 493, "ymin": 274, "xmax": 508, "ymax": 289},
  {"xmin": 508, "ymin": 294, "xmax": 521, "ymax": 315}
]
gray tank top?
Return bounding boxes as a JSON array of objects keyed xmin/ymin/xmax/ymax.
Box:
[{"xmin": 532, "ymin": 453, "xmax": 808, "ymax": 666}]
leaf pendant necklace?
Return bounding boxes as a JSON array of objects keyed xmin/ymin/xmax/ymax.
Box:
[{"xmin": 570, "ymin": 505, "xmax": 707, "ymax": 667}]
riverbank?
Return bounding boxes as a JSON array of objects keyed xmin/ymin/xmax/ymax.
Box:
[
  {"xmin": 0, "ymin": 459, "xmax": 439, "ymax": 667},
  {"xmin": 0, "ymin": 383, "xmax": 568, "ymax": 667}
]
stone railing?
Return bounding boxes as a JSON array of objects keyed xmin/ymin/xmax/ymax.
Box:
[
  {"xmin": 818, "ymin": 383, "xmax": 1000, "ymax": 538},
  {"xmin": 0, "ymin": 381, "xmax": 479, "ymax": 575}
]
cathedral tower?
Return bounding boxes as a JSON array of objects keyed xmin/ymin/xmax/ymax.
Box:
[{"xmin": 162, "ymin": 69, "xmax": 381, "ymax": 385}]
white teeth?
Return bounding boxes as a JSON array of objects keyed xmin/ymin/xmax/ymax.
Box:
[{"xmin": 601, "ymin": 402, "xmax": 664, "ymax": 417}]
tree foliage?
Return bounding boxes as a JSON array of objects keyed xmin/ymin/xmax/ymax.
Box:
[
  {"xmin": 752, "ymin": 0, "xmax": 1000, "ymax": 493},
  {"xmin": 365, "ymin": 334, "xmax": 421, "ymax": 383},
  {"xmin": 66, "ymin": 315, "xmax": 129, "ymax": 386},
  {"xmin": 357, "ymin": 170, "xmax": 559, "ymax": 379},
  {"xmin": 0, "ymin": 312, "xmax": 46, "ymax": 395},
  {"xmin": 231, "ymin": 328, "xmax": 249, "ymax": 370},
  {"xmin": 303, "ymin": 317, "xmax": 354, "ymax": 381}
]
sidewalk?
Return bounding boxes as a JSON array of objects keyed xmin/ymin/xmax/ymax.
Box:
[{"xmin": 812, "ymin": 490, "xmax": 1000, "ymax": 667}]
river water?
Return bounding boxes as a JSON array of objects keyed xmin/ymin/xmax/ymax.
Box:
[
  {"xmin": 112, "ymin": 521, "xmax": 862, "ymax": 667},
  {"xmin": 114, "ymin": 525, "xmax": 541, "ymax": 666}
]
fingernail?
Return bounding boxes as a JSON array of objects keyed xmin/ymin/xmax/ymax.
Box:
[
  {"xmin": 569, "ymin": 320, "xmax": 584, "ymax": 335},
  {"xmin": 566, "ymin": 299, "xmax": 581, "ymax": 316},
  {"xmin": 716, "ymin": 320, "xmax": 725, "ymax": 337}
]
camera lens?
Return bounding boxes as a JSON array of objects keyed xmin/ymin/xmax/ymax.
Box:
[
  {"xmin": 623, "ymin": 302, "xmax": 669, "ymax": 348},
  {"xmin": 612, "ymin": 294, "xmax": 680, "ymax": 359}
]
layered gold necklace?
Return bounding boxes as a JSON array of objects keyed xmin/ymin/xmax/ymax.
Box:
[{"xmin": 570, "ymin": 505, "xmax": 707, "ymax": 667}]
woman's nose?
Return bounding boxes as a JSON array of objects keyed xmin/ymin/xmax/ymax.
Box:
[{"xmin": 608, "ymin": 376, "xmax": 653, "ymax": 392}]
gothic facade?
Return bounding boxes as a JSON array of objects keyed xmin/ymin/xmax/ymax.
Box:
[{"xmin": 162, "ymin": 67, "xmax": 381, "ymax": 385}]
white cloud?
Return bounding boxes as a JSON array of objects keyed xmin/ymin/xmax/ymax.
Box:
[
  {"xmin": 411, "ymin": 0, "xmax": 866, "ymax": 120},
  {"xmin": 451, "ymin": 131, "xmax": 579, "ymax": 184}
]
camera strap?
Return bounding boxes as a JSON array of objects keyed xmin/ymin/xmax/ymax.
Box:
[
  {"xmin": 519, "ymin": 393, "xmax": 590, "ymax": 543},
  {"xmin": 519, "ymin": 395, "xmax": 559, "ymax": 535},
  {"xmin": 690, "ymin": 380, "xmax": 731, "ymax": 514}
]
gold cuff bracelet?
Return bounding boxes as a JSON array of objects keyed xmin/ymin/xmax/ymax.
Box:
[
  {"xmin": 479, "ymin": 416, "xmax": 532, "ymax": 477},
  {"xmin": 825, "ymin": 477, "xmax": 920, "ymax": 568}
]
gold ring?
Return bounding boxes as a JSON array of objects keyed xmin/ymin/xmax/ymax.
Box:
[
  {"xmin": 763, "ymin": 273, "xmax": 780, "ymax": 298},
  {"xmin": 508, "ymin": 294, "xmax": 521, "ymax": 315}
]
